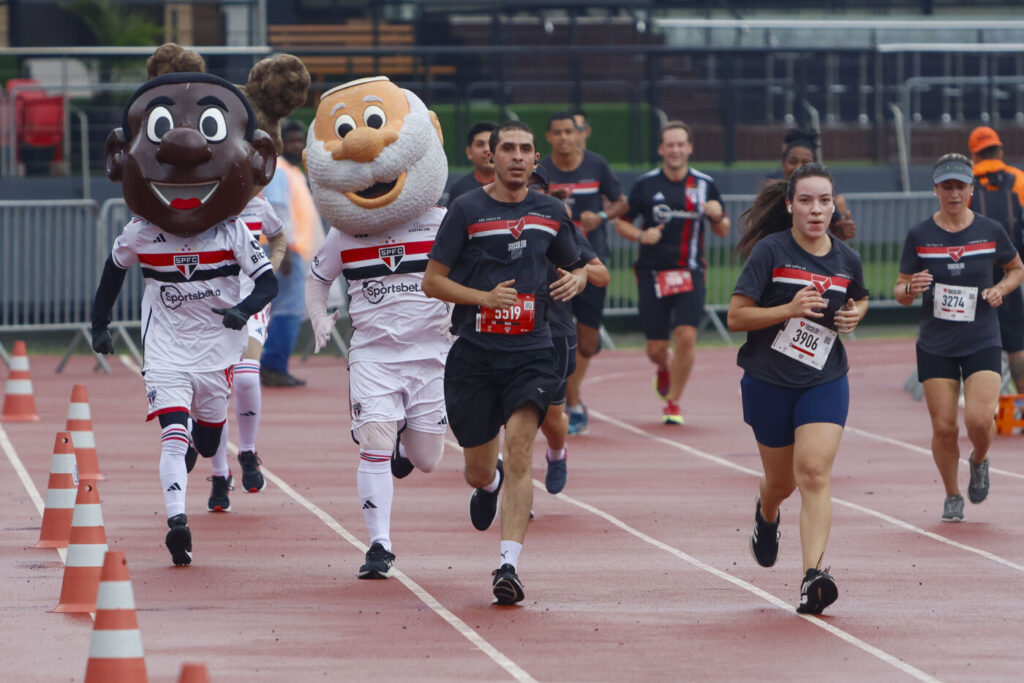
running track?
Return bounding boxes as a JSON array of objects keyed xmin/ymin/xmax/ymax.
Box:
[{"xmin": 3, "ymin": 339, "xmax": 1023, "ymax": 682}]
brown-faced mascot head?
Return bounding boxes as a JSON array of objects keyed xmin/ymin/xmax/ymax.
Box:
[
  {"xmin": 104, "ymin": 72, "xmax": 276, "ymax": 237},
  {"xmin": 305, "ymin": 76, "xmax": 447, "ymax": 235}
]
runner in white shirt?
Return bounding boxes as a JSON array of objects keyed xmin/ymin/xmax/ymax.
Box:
[
  {"xmin": 307, "ymin": 206, "xmax": 452, "ymax": 578},
  {"xmin": 205, "ymin": 195, "xmax": 288, "ymax": 512}
]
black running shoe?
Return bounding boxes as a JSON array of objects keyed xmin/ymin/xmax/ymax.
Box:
[
  {"xmin": 391, "ymin": 437, "xmax": 414, "ymax": 479},
  {"xmin": 207, "ymin": 474, "xmax": 233, "ymax": 512},
  {"xmin": 491, "ymin": 563, "xmax": 525, "ymax": 605},
  {"xmin": 184, "ymin": 444, "xmax": 198, "ymax": 473},
  {"xmin": 796, "ymin": 568, "xmax": 838, "ymax": 615},
  {"xmin": 165, "ymin": 514, "xmax": 192, "ymax": 566},
  {"xmin": 749, "ymin": 496, "xmax": 780, "ymax": 568},
  {"xmin": 470, "ymin": 460, "xmax": 503, "ymax": 531},
  {"xmin": 237, "ymin": 450, "xmax": 266, "ymax": 493},
  {"xmin": 357, "ymin": 542, "xmax": 396, "ymax": 579}
]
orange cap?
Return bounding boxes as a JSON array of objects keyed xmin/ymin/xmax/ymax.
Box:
[{"xmin": 969, "ymin": 126, "xmax": 1002, "ymax": 154}]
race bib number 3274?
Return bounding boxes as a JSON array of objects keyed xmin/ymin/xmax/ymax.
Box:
[{"xmin": 770, "ymin": 317, "xmax": 837, "ymax": 370}]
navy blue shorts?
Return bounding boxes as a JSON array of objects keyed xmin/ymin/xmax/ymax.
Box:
[
  {"xmin": 740, "ymin": 373, "xmax": 850, "ymax": 448},
  {"xmin": 572, "ymin": 282, "xmax": 606, "ymax": 330},
  {"xmin": 549, "ymin": 335, "xmax": 577, "ymax": 405}
]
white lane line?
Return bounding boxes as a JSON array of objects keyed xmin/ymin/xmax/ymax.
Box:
[
  {"xmin": 590, "ymin": 409, "xmax": 1024, "ymax": 574},
  {"xmin": 444, "ymin": 436, "xmax": 935, "ymax": 681},
  {"xmin": 541, "ymin": 482, "xmax": 940, "ymax": 683},
  {"xmin": 845, "ymin": 425, "xmax": 1024, "ymax": 482},
  {"xmin": 117, "ymin": 356, "xmax": 534, "ymax": 682},
  {"xmin": 1, "ymin": 422, "xmax": 68, "ymax": 564}
]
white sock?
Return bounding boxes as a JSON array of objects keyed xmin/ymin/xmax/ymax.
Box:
[
  {"xmin": 546, "ymin": 447, "xmax": 566, "ymax": 462},
  {"xmin": 357, "ymin": 450, "xmax": 393, "ymax": 551},
  {"xmin": 210, "ymin": 420, "xmax": 230, "ymax": 478},
  {"xmin": 499, "ymin": 540, "xmax": 522, "ymax": 570},
  {"xmin": 566, "ymin": 404, "xmax": 584, "ymax": 415},
  {"xmin": 482, "ymin": 466, "xmax": 501, "ymax": 493},
  {"xmin": 233, "ymin": 360, "xmax": 262, "ymax": 452},
  {"xmin": 160, "ymin": 423, "xmax": 190, "ymax": 517}
]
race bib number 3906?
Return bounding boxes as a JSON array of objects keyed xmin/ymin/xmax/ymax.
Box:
[
  {"xmin": 933, "ymin": 282, "xmax": 977, "ymax": 322},
  {"xmin": 476, "ymin": 294, "xmax": 536, "ymax": 335},
  {"xmin": 771, "ymin": 317, "xmax": 837, "ymax": 370}
]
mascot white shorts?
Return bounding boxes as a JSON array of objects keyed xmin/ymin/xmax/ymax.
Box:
[
  {"xmin": 246, "ymin": 304, "xmax": 271, "ymax": 346},
  {"xmin": 348, "ymin": 358, "xmax": 447, "ymax": 434}
]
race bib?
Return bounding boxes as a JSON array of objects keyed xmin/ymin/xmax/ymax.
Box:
[
  {"xmin": 771, "ymin": 317, "xmax": 837, "ymax": 370},
  {"xmin": 933, "ymin": 282, "xmax": 977, "ymax": 322},
  {"xmin": 654, "ymin": 268, "xmax": 694, "ymax": 298},
  {"xmin": 476, "ymin": 294, "xmax": 536, "ymax": 335}
]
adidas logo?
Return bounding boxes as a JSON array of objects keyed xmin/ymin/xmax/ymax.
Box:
[
  {"xmin": 239, "ymin": 411, "xmax": 256, "ymax": 417},
  {"xmin": 436, "ymin": 415, "xmax": 448, "ymax": 425},
  {"xmin": 653, "ymin": 192, "xmax": 665, "ymax": 201},
  {"xmin": 362, "ymin": 500, "xmax": 377, "ymax": 510},
  {"xmin": 153, "ymin": 233, "xmax": 167, "ymax": 243},
  {"xmin": 166, "ymin": 482, "xmax": 182, "ymax": 491}
]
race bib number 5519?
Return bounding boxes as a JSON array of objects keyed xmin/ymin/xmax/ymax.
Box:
[
  {"xmin": 476, "ymin": 294, "xmax": 536, "ymax": 335},
  {"xmin": 771, "ymin": 317, "xmax": 837, "ymax": 370}
]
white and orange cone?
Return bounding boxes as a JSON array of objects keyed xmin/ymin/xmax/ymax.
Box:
[
  {"xmin": 177, "ymin": 662, "xmax": 210, "ymax": 682},
  {"xmin": 33, "ymin": 432, "xmax": 78, "ymax": 548},
  {"xmin": 51, "ymin": 480, "xmax": 108, "ymax": 613},
  {"xmin": 67, "ymin": 384, "xmax": 103, "ymax": 481},
  {"xmin": 2, "ymin": 340, "xmax": 39, "ymax": 422},
  {"xmin": 84, "ymin": 551, "xmax": 147, "ymax": 683}
]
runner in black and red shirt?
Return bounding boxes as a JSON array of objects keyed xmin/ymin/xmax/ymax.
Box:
[
  {"xmin": 423, "ymin": 121, "xmax": 582, "ymax": 605},
  {"xmin": 895, "ymin": 153, "xmax": 1024, "ymax": 523},
  {"xmin": 616, "ymin": 121, "xmax": 730, "ymax": 424},
  {"xmin": 727, "ymin": 163, "xmax": 869, "ymax": 615},
  {"xmin": 540, "ymin": 111, "xmax": 628, "ymax": 435}
]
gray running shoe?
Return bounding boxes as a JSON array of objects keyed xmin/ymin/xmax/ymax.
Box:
[
  {"xmin": 967, "ymin": 453, "xmax": 989, "ymax": 504},
  {"xmin": 941, "ymin": 494, "xmax": 965, "ymax": 522}
]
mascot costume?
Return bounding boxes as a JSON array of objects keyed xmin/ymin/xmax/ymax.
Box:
[
  {"xmin": 304, "ymin": 76, "xmax": 451, "ymax": 579},
  {"xmin": 143, "ymin": 44, "xmax": 311, "ymax": 514},
  {"xmin": 90, "ymin": 55, "xmax": 303, "ymax": 566}
]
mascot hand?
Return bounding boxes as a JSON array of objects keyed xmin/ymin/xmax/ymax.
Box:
[
  {"xmin": 312, "ymin": 310, "xmax": 341, "ymax": 353},
  {"xmin": 211, "ymin": 306, "xmax": 249, "ymax": 330},
  {"xmin": 92, "ymin": 327, "xmax": 114, "ymax": 355}
]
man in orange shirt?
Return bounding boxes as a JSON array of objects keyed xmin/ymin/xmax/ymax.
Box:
[{"xmin": 969, "ymin": 126, "xmax": 1024, "ymax": 390}]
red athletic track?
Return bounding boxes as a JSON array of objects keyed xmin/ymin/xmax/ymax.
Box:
[{"xmin": 3, "ymin": 339, "xmax": 1024, "ymax": 682}]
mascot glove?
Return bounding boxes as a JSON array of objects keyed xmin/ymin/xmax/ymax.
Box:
[
  {"xmin": 211, "ymin": 306, "xmax": 249, "ymax": 330},
  {"xmin": 312, "ymin": 310, "xmax": 340, "ymax": 353},
  {"xmin": 92, "ymin": 327, "xmax": 115, "ymax": 355}
]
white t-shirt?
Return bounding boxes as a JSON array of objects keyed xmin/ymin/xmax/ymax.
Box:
[
  {"xmin": 310, "ymin": 206, "xmax": 450, "ymax": 363},
  {"xmin": 111, "ymin": 216, "xmax": 273, "ymax": 372},
  {"xmin": 237, "ymin": 195, "xmax": 284, "ymax": 298}
]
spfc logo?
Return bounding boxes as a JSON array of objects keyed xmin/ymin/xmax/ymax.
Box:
[
  {"xmin": 506, "ymin": 218, "xmax": 527, "ymax": 238},
  {"xmin": 351, "ymin": 401, "xmax": 362, "ymax": 419},
  {"xmin": 174, "ymin": 254, "xmax": 200, "ymax": 279},
  {"xmin": 947, "ymin": 246, "xmax": 965, "ymax": 262},
  {"xmin": 810, "ymin": 273, "xmax": 832, "ymax": 294},
  {"xmin": 379, "ymin": 245, "xmax": 405, "ymax": 272}
]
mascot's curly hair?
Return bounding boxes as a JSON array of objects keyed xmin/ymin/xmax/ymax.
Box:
[{"xmin": 146, "ymin": 43, "xmax": 310, "ymax": 153}]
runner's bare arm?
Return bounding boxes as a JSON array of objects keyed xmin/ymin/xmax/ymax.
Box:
[
  {"xmin": 727, "ymin": 285, "xmax": 826, "ymax": 332},
  {"xmin": 982, "ymin": 254, "xmax": 1024, "ymax": 306},
  {"xmin": 266, "ymin": 231, "xmax": 288, "ymax": 271},
  {"xmin": 834, "ymin": 297, "xmax": 869, "ymax": 334},
  {"xmin": 423, "ymin": 259, "xmax": 517, "ymax": 309}
]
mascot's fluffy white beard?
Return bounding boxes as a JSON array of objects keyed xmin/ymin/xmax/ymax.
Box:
[{"xmin": 306, "ymin": 95, "xmax": 448, "ymax": 236}]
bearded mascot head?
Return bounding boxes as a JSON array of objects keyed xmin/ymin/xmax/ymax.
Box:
[{"xmin": 305, "ymin": 76, "xmax": 447, "ymax": 236}]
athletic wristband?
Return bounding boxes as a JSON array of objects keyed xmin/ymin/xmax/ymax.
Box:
[
  {"xmin": 598, "ymin": 210, "xmax": 608, "ymax": 221},
  {"xmin": 905, "ymin": 282, "xmax": 911, "ymax": 296}
]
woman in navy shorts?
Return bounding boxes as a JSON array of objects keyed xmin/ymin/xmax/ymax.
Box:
[
  {"xmin": 728, "ymin": 163, "xmax": 869, "ymax": 615},
  {"xmin": 895, "ymin": 153, "xmax": 1024, "ymax": 523}
]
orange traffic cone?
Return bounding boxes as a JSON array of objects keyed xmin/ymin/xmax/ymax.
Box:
[
  {"xmin": 84, "ymin": 551, "xmax": 147, "ymax": 682},
  {"xmin": 51, "ymin": 480, "xmax": 108, "ymax": 613},
  {"xmin": 67, "ymin": 384, "xmax": 103, "ymax": 481},
  {"xmin": 33, "ymin": 432, "xmax": 78, "ymax": 548},
  {"xmin": 178, "ymin": 663, "xmax": 210, "ymax": 682},
  {"xmin": 2, "ymin": 340, "xmax": 39, "ymax": 422}
]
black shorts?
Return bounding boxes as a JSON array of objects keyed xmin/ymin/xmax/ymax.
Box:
[
  {"xmin": 572, "ymin": 283, "xmax": 606, "ymax": 329},
  {"xmin": 916, "ymin": 344, "xmax": 1002, "ymax": 382},
  {"xmin": 635, "ymin": 268, "xmax": 706, "ymax": 341},
  {"xmin": 997, "ymin": 286, "xmax": 1024, "ymax": 353},
  {"xmin": 443, "ymin": 338, "xmax": 559, "ymax": 448},
  {"xmin": 549, "ymin": 335, "xmax": 577, "ymax": 405}
]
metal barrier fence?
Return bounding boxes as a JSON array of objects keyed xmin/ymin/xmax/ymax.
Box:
[
  {"xmin": 1, "ymin": 192, "xmax": 935, "ymax": 364},
  {"xmin": 604, "ymin": 191, "xmax": 937, "ymax": 315}
]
